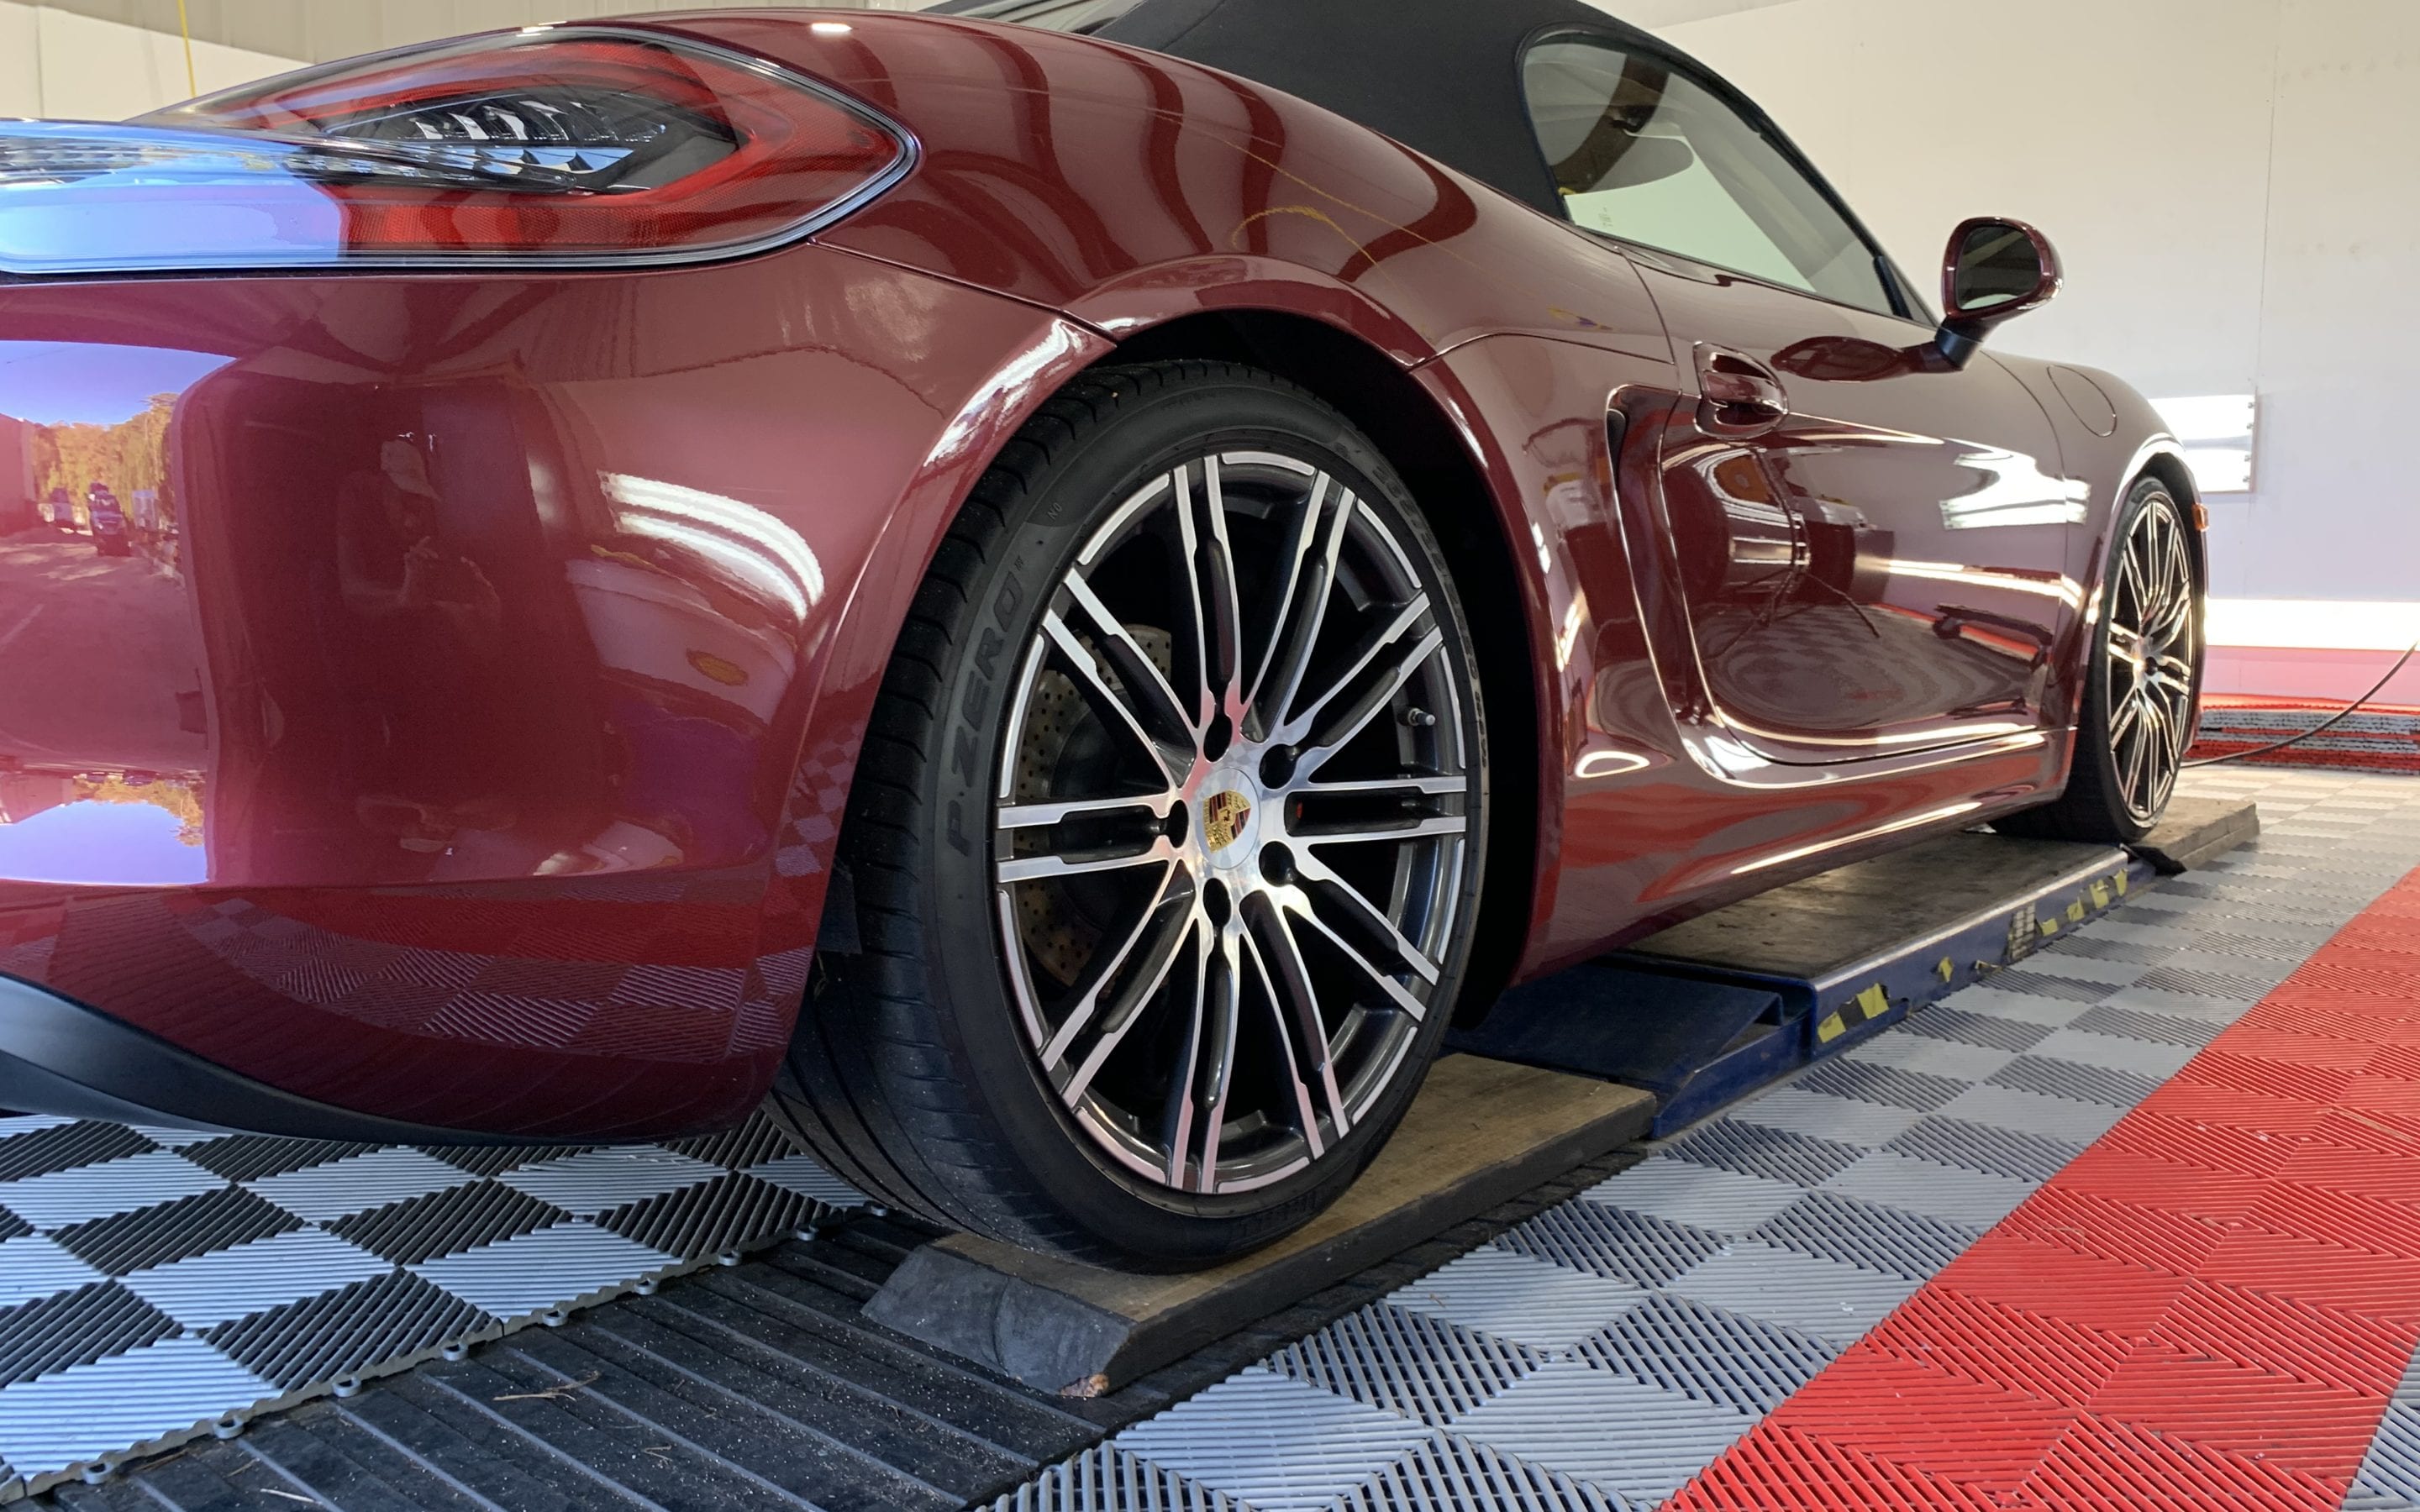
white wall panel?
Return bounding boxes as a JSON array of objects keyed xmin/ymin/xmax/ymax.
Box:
[
  {"xmin": 34, "ymin": 6, "xmax": 302, "ymax": 120},
  {"xmin": 2224, "ymin": 0, "xmax": 2420, "ymax": 601},
  {"xmin": 1652, "ymin": 0, "xmax": 2420, "ymax": 614},
  {"xmin": 0, "ymin": 3, "xmax": 41, "ymax": 119}
]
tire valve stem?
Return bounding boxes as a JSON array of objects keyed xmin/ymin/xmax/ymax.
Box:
[{"xmin": 1402, "ymin": 707, "xmax": 1439, "ymax": 728}]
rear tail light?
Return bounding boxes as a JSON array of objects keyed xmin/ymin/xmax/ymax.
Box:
[{"xmin": 0, "ymin": 28, "xmax": 913, "ymax": 276}]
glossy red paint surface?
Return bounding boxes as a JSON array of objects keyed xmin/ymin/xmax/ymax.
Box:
[
  {"xmin": 0, "ymin": 9, "xmax": 2184, "ymax": 1137},
  {"xmin": 0, "ymin": 249, "xmax": 1106, "ymax": 1136}
]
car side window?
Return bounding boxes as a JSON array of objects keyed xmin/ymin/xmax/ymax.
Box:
[{"xmin": 1523, "ymin": 34, "xmax": 1894, "ymax": 316}]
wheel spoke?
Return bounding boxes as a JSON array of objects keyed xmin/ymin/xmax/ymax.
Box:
[
  {"xmin": 997, "ymin": 837, "xmax": 1178, "ymax": 885},
  {"xmin": 2154, "ymin": 679, "xmax": 2196, "ymax": 762},
  {"xmin": 1242, "ymin": 471, "xmax": 1335, "ymax": 719},
  {"xmin": 1039, "ymin": 610, "xmax": 1192, "ymax": 785},
  {"xmin": 1234, "ymin": 923, "xmax": 1326, "ymax": 1160},
  {"xmin": 1290, "ymin": 844, "xmax": 1447, "ymax": 986},
  {"xmin": 1180, "ymin": 929, "xmax": 1243, "ymax": 1194},
  {"xmin": 1294, "ymin": 814, "xmax": 1469, "ymax": 848},
  {"xmin": 2150, "ymin": 588, "xmax": 2194, "ymax": 642},
  {"xmin": 2108, "ymin": 690, "xmax": 2142, "ymax": 749},
  {"xmin": 1281, "ymin": 891, "xmax": 1428, "ymax": 1022},
  {"xmin": 1175, "ymin": 458, "xmax": 1248, "ymax": 726},
  {"xmin": 1058, "ymin": 904, "xmax": 1196, "ymax": 1110},
  {"xmin": 1252, "ymin": 481, "xmax": 1358, "ymax": 738},
  {"xmin": 997, "ymin": 793, "xmax": 1177, "ymax": 831},
  {"xmin": 1039, "ymin": 861, "xmax": 1192, "ymax": 1072},
  {"xmin": 2114, "ymin": 540, "xmax": 2145, "ymax": 627},
  {"xmin": 1158, "ymin": 920, "xmax": 1211, "ymax": 1189},
  {"xmin": 1058, "ymin": 575, "xmax": 1197, "ymax": 747},
  {"xmin": 1277, "ymin": 597, "xmax": 1440, "ymax": 769},
  {"xmin": 2153, "ymin": 516, "xmax": 2186, "ymax": 623},
  {"xmin": 1244, "ymin": 898, "xmax": 1349, "ymax": 1151},
  {"xmin": 2132, "ymin": 696, "xmax": 2164, "ymax": 808},
  {"xmin": 1297, "ymin": 774, "xmax": 1466, "ymax": 799}
]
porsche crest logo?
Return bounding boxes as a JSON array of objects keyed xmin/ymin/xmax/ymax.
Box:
[{"xmin": 1202, "ymin": 791, "xmax": 1252, "ymax": 853}]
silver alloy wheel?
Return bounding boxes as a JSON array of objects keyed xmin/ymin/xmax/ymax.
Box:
[
  {"xmin": 2105, "ymin": 491, "xmax": 2198, "ymax": 823},
  {"xmin": 993, "ymin": 449, "xmax": 1471, "ymax": 1196}
]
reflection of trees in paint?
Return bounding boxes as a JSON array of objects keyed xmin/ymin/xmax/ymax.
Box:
[
  {"xmin": 71, "ymin": 772, "xmax": 203, "ymax": 846},
  {"xmin": 27, "ymin": 393, "xmax": 180, "ymax": 537}
]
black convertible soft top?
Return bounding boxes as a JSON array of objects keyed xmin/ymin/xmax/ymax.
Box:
[{"xmin": 933, "ymin": 0, "xmax": 1664, "ymax": 217}]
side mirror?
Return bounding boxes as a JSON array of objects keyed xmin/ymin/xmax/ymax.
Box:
[{"xmin": 1938, "ymin": 217, "xmax": 2061, "ymax": 365}]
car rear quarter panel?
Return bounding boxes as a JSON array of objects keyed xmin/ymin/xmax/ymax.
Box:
[
  {"xmin": 1991, "ymin": 349, "xmax": 2199, "ymax": 730},
  {"xmin": 650, "ymin": 11, "xmax": 2106, "ymax": 974},
  {"xmin": 0, "ymin": 247, "xmax": 1107, "ymax": 1137}
]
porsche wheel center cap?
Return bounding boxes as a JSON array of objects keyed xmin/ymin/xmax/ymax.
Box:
[{"xmin": 1202, "ymin": 789, "xmax": 1255, "ymax": 855}]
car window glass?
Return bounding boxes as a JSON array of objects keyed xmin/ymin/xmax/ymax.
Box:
[{"xmin": 1523, "ymin": 36, "xmax": 1891, "ymax": 314}]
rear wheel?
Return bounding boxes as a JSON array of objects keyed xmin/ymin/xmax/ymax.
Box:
[
  {"xmin": 772, "ymin": 361, "xmax": 1488, "ymax": 1267},
  {"xmin": 1999, "ymin": 476, "xmax": 2201, "ymax": 843}
]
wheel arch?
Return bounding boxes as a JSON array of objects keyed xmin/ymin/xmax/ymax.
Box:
[
  {"xmin": 1100, "ymin": 308, "xmax": 1544, "ymax": 1023},
  {"xmin": 2133, "ymin": 447, "xmax": 2208, "ymax": 585}
]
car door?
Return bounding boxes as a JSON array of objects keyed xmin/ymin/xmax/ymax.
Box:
[{"xmin": 1524, "ymin": 34, "xmax": 2080, "ymax": 764}]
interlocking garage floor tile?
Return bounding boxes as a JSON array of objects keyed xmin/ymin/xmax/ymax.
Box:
[
  {"xmin": 496, "ymin": 1147, "xmax": 725, "ymax": 1217},
  {"xmin": 1112, "ymin": 1367, "xmax": 1438, "ymax": 1511},
  {"xmin": 1746, "ymin": 1189, "xmax": 1983, "ymax": 1280},
  {"xmin": 203, "ymin": 1269, "xmax": 492, "ymax": 1392},
  {"xmin": 1495, "ymin": 1201, "xmax": 1725, "ymax": 1289},
  {"xmin": 1270, "ymin": 1301, "xmax": 1539, "ymax": 1427},
  {"xmin": 1010, "ymin": 771, "xmax": 2420, "ymax": 1512},
  {"xmin": 1726, "ymin": 1088, "xmax": 1923, "ymax": 1147},
  {"xmin": 0, "ymin": 1282, "xmax": 177, "ymax": 1385},
  {"xmin": 1818, "ymin": 1150, "xmax": 2038, "ymax": 1229},
  {"xmin": 1454, "ymin": 1359, "xmax": 1754, "ymax": 1504},
  {"xmin": 1570, "ymin": 1293, "xmax": 1833, "ymax": 1416},
  {"xmin": 408, "ymin": 1222, "xmax": 678, "ymax": 1320},
  {"xmin": 1384, "ymin": 1247, "xmax": 1644, "ymax": 1352},
  {"xmin": 49, "ymin": 1187, "xmax": 301, "ymax": 1277},
  {"xmin": 1662, "ymin": 1243, "xmax": 1922, "ymax": 1346},
  {"xmin": 998, "ymin": 1442, "xmax": 1254, "ymax": 1512},
  {"xmin": 0, "ymin": 1239, "xmax": 102, "ymax": 1313},
  {"xmin": 1578, "ymin": 1156, "xmax": 1802, "ymax": 1235},
  {"xmin": 1335, "ymin": 1434, "xmax": 1625, "ymax": 1512},
  {"xmin": 122, "ymin": 1229, "xmax": 393, "ymax": 1331},
  {"xmin": 0, "ymin": 1109, "xmax": 856, "ymax": 1491},
  {"xmin": 0, "ymin": 1336, "xmax": 271, "ymax": 1479},
  {"xmin": 244, "ymin": 1147, "xmax": 477, "ymax": 1224},
  {"xmin": 0, "ymin": 1152, "xmax": 223, "ymax": 1231}
]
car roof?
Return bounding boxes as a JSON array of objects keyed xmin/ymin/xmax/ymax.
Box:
[{"xmin": 929, "ymin": 0, "xmax": 1662, "ymax": 217}]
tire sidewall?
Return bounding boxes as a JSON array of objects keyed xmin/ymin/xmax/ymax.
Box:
[{"xmin": 916, "ymin": 372, "xmax": 1486, "ymax": 1263}]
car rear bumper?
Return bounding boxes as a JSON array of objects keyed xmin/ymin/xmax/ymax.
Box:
[
  {"xmin": 0, "ymin": 241, "xmax": 1107, "ymax": 1139},
  {"xmin": 0, "ymin": 967, "xmax": 558, "ymax": 1143}
]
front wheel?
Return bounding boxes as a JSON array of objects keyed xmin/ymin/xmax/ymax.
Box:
[
  {"xmin": 2000, "ymin": 476, "xmax": 2202, "ymax": 843},
  {"xmin": 772, "ymin": 361, "xmax": 1489, "ymax": 1268}
]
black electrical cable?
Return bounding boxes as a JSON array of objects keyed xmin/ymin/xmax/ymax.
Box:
[{"xmin": 2182, "ymin": 637, "xmax": 2420, "ymax": 769}]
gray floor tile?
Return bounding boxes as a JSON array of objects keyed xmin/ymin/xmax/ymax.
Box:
[{"xmin": 1819, "ymin": 1151, "xmax": 2037, "ymax": 1229}]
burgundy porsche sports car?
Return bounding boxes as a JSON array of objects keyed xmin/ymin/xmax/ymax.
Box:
[{"xmin": 0, "ymin": 0, "xmax": 2201, "ymax": 1266}]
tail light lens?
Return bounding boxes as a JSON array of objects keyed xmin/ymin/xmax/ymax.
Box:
[{"xmin": 0, "ymin": 28, "xmax": 913, "ymax": 276}]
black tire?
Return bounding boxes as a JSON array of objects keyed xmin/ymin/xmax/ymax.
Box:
[
  {"xmin": 771, "ymin": 361, "xmax": 1489, "ymax": 1268},
  {"xmin": 1997, "ymin": 476, "xmax": 2202, "ymax": 844}
]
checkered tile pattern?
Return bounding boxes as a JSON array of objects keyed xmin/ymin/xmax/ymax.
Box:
[
  {"xmin": 996, "ymin": 769, "xmax": 2420, "ymax": 1511},
  {"xmin": 0, "ymin": 1110, "xmax": 860, "ymax": 1495}
]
